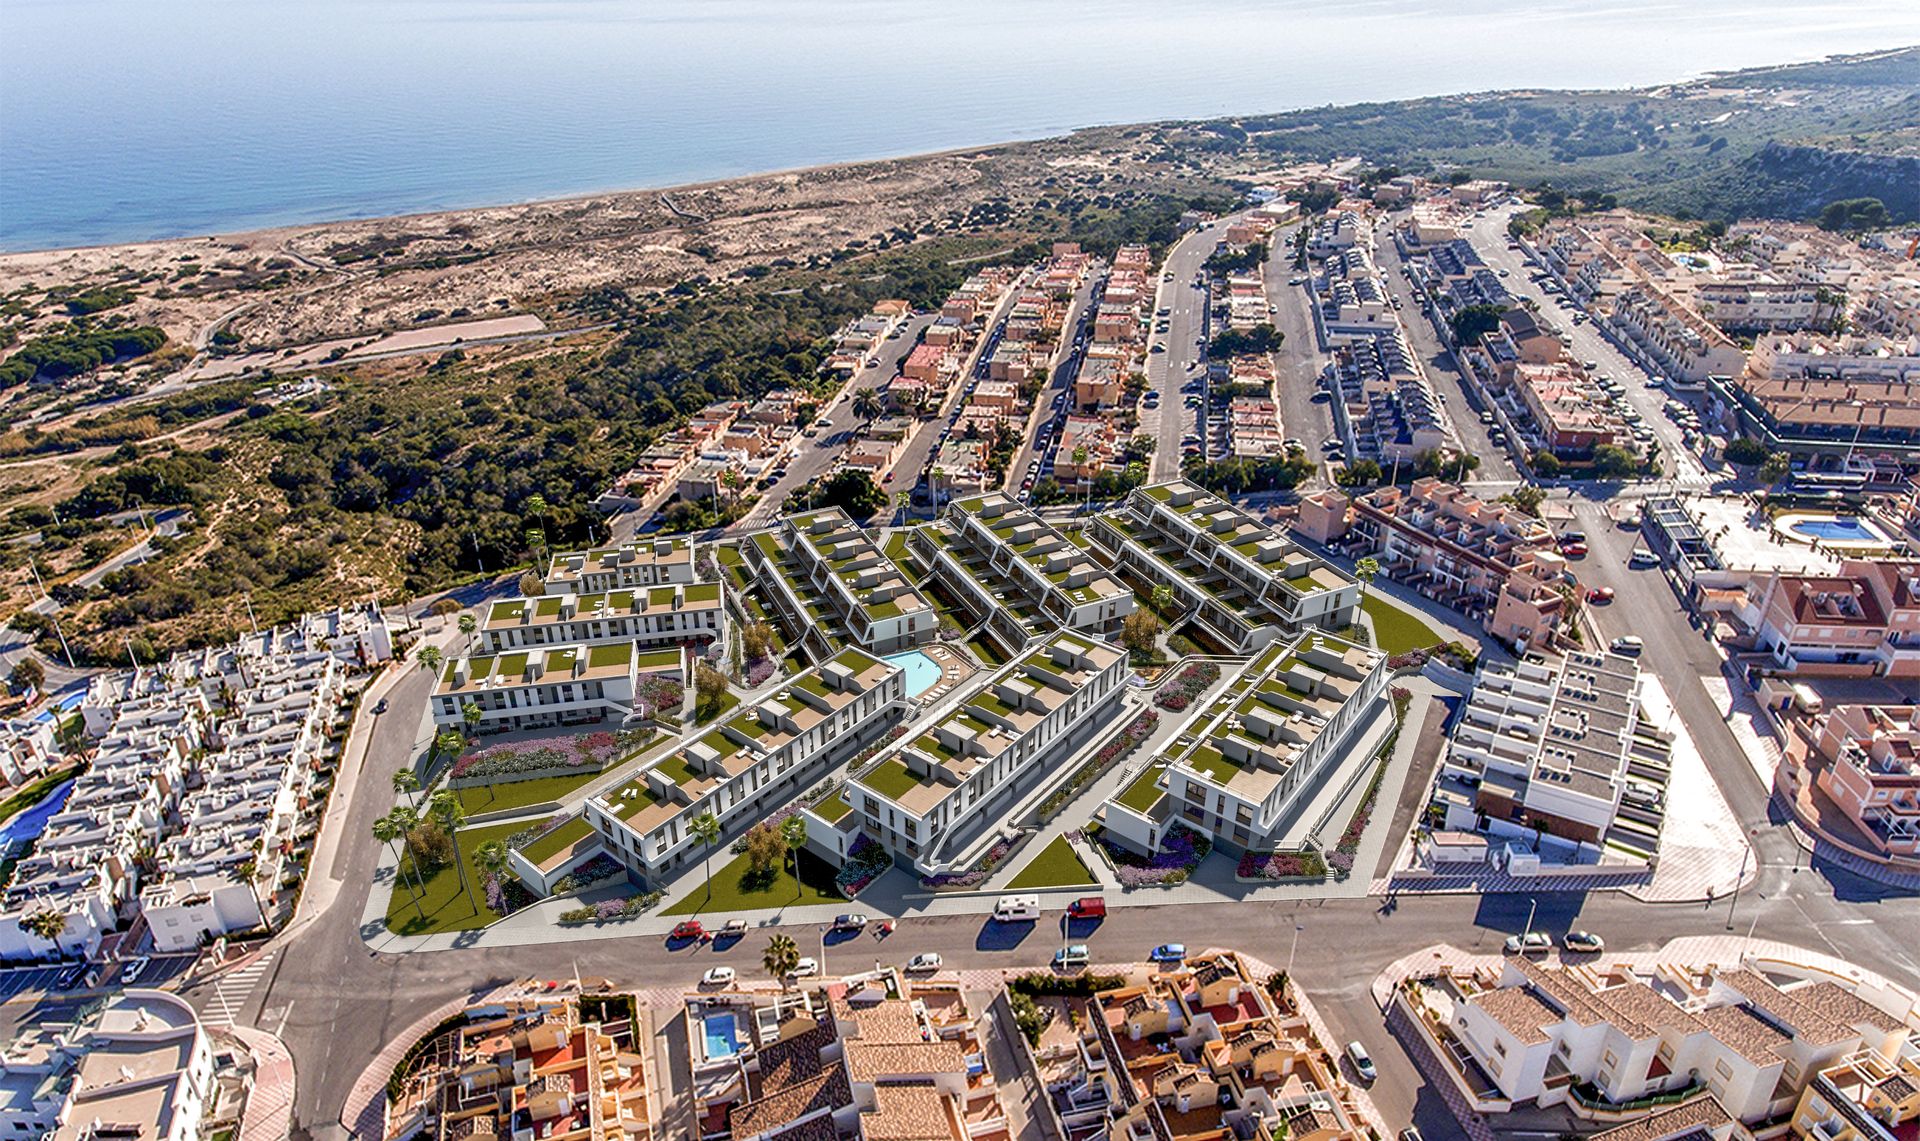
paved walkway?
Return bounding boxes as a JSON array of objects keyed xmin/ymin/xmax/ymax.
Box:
[
  {"xmin": 1699, "ymin": 671, "xmax": 1783, "ymax": 792},
  {"xmin": 1628, "ymin": 676, "xmax": 1754, "ymax": 904},
  {"xmin": 229, "ymin": 1024, "xmax": 296, "ymax": 1141}
]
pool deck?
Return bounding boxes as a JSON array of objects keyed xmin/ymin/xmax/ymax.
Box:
[
  {"xmin": 888, "ymin": 643, "xmax": 979, "ymax": 703},
  {"xmin": 1774, "ymin": 511, "xmax": 1899, "ymax": 555},
  {"xmin": 1683, "ymin": 496, "xmax": 1844, "ymax": 576}
]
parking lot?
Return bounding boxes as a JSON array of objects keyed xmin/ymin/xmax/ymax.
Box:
[{"xmin": 0, "ymin": 962, "xmax": 75, "ymax": 1000}]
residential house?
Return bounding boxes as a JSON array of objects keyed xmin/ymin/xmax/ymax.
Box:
[
  {"xmin": 432, "ymin": 641, "xmax": 679, "ymax": 734},
  {"xmin": 481, "ymin": 583, "xmax": 724, "ymax": 655}
]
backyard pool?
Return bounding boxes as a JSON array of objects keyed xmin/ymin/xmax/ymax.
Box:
[
  {"xmin": 881, "ymin": 649, "xmax": 942, "ymax": 698},
  {"xmin": 1777, "ymin": 512, "xmax": 1898, "ymax": 554},
  {"xmin": 702, "ymin": 1012, "xmax": 740, "ymax": 1060}
]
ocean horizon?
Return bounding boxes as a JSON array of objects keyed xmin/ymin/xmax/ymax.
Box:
[{"xmin": 4, "ymin": 0, "xmax": 1919, "ymax": 253}]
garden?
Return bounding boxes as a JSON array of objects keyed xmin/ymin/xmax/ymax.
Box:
[
  {"xmin": 449, "ymin": 728, "xmax": 655, "ymax": 814},
  {"xmin": 1237, "ymin": 849, "xmax": 1327, "ymax": 880},
  {"xmin": 1359, "ymin": 592, "xmax": 1444, "ymax": 657},
  {"xmin": 664, "ymin": 821, "xmax": 844, "ymax": 915},
  {"xmin": 837, "ymin": 834, "xmax": 893, "ymax": 897},
  {"xmin": 1093, "ymin": 822, "xmax": 1212, "ymax": 886},
  {"xmin": 920, "ymin": 837, "xmax": 1013, "ymax": 891},
  {"xmin": 384, "ymin": 819, "xmax": 533, "ymax": 936},
  {"xmin": 1033, "ymin": 710, "xmax": 1158, "ymax": 825},
  {"xmin": 1005, "ymin": 834, "xmax": 1097, "ymax": 890},
  {"xmin": 1153, "ymin": 661, "xmax": 1219, "ymax": 712}
]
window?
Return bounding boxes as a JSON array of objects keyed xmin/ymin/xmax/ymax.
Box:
[
  {"xmin": 1494, "ymin": 1040, "xmax": 1507, "ymax": 1058},
  {"xmin": 1603, "ymin": 1050, "xmax": 1618, "ymax": 1069},
  {"xmin": 1713, "ymin": 1059, "xmax": 1732, "ymax": 1080}
]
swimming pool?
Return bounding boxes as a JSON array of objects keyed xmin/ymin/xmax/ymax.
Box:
[
  {"xmin": 0, "ymin": 780, "xmax": 74, "ymax": 852},
  {"xmin": 702, "ymin": 1012, "xmax": 740, "ymax": 1060},
  {"xmin": 1778, "ymin": 512, "xmax": 1897, "ymax": 551},
  {"xmin": 881, "ymin": 649, "xmax": 942, "ymax": 698}
]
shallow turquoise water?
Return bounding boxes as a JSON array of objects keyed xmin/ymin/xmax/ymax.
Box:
[{"xmin": 882, "ymin": 649, "xmax": 942, "ymax": 698}]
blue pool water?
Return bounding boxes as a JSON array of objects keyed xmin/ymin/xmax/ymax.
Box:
[
  {"xmin": 882, "ymin": 650, "xmax": 943, "ymax": 699},
  {"xmin": 703, "ymin": 1013, "xmax": 740, "ymax": 1060},
  {"xmin": 1787, "ymin": 517, "xmax": 1887, "ymax": 544},
  {"xmin": 0, "ymin": 780, "xmax": 74, "ymax": 852}
]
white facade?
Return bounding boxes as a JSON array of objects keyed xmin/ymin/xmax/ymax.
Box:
[{"xmin": 0, "ymin": 990, "xmax": 215, "ymax": 1141}]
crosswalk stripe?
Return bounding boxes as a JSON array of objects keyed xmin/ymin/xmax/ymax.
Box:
[{"xmin": 207, "ymin": 953, "xmax": 274, "ymax": 1028}]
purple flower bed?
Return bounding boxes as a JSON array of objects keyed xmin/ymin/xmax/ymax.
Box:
[
  {"xmin": 482, "ymin": 873, "xmax": 537, "ymax": 918},
  {"xmin": 744, "ymin": 657, "xmax": 778, "ymax": 687},
  {"xmin": 920, "ymin": 838, "xmax": 1012, "ymax": 891},
  {"xmin": 633, "ymin": 676, "xmax": 685, "ymax": 719},
  {"xmin": 1154, "ymin": 662, "xmax": 1220, "ymax": 712},
  {"xmin": 558, "ymin": 889, "xmax": 666, "ymax": 924},
  {"xmin": 1237, "ymin": 850, "xmax": 1327, "ymax": 880},
  {"xmin": 836, "ymin": 834, "xmax": 891, "ymax": 896},
  {"xmin": 453, "ymin": 730, "xmax": 623, "ymax": 781},
  {"xmin": 1101, "ymin": 823, "xmax": 1211, "ymax": 886},
  {"xmin": 551, "ymin": 853, "xmax": 625, "ymax": 895}
]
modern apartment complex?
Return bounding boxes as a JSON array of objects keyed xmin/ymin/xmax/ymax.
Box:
[
  {"xmin": 849, "ymin": 632, "xmax": 1127, "ymax": 874},
  {"xmin": 1714, "ymin": 332, "xmax": 1920, "ymax": 460},
  {"xmin": 1090, "ymin": 481, "xmax": 1359, "ymax": 653},
  {"xmin": 1430, "ymin": 651, "xmax": 1671, "ymax": 860},
  {"xmin": 479, "ymin": 582, "xmax": 723, "ymax": 654},
  {"xmin": 381, "ymin": 992, "xmax": 659, "ymax": 1141},
  {"xmin": 545, "ymin": 538, "xmax": 697, "ymax": 594},
  {"xmin": 432, "ymin": 642, "xmax": 683, "ymax": 734},
  {"xmin": 0, "ymin": 990, "xmax": 215, "ymax": 1141},
  {"xmin": 583, "ymin": 648, "xmax": 906, "ymax": 885},
  {"xmin": 1104, "ymin": 635, "xmax": 1387, "ymax": 857},
  {"xmin": 914, "ymin": 492, "xmax": 1134, "ymax": 654},
  {"xmin": 745, "ymin": 507, "xmax": 934, "ymax": 659},
  {"xmin": 1297, "ymin": 478, "xmax": 1572, "ymax": 653}
]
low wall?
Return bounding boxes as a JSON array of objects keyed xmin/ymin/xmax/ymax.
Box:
[{"xmin": 449, "ymin": 761, "xmax": 609, "ymax": 790}]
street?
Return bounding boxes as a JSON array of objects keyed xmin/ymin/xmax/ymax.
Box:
[{"xmin": 1148, "ymin": 220, "xmax": 1225, "ymax": 479}]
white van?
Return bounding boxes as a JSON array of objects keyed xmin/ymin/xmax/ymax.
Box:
[{"xmin": 992, "ymin": 895, "xmax": 1041, "ymax": 922}]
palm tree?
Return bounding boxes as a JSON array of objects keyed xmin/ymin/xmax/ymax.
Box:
[
  {"xmin": 852, "ymin": 387, "xmax": 883, "ymax": 428},
  {"xmin": 434, "ymin": 728, "xmax": 466, "ymax": 763},
  {"xmin": 21, "ymin": 909, "xmax": 66, "ymax": 944},
  {"xmin": 235, "ymin": 857, "xmax": 270, "ymax": 931},
  {"xmin": 461, "ymin": 701, "xmax": 483, "ymax": 734},
  {"xmin": 1150, "ymin": 583, "xmax": 1175, "ymax": 619},
  {"xmin": 1072, "ymin": 446, "xmax": 1091, "ymax": 511},
  {"xmin": 929, "ymin": 466, "xmax": 946, "ymax": 512},
  {"xmin": 418, "ymin": 645, "xmax": 443, "ymax": 674},
  {"xmin": 457, "ymin": 611, "xmax": 477, "ymax": 648},
  {"xmin": 1353, "ymin": 556, "xmax": 1380, "ymax": 598},
  {"xmin": 763, "ymin": 932, "xmax": 800, "ymax": 986},
  {"xmin": 780, "ymin": 816, "xmax": 808, "ymax": 898},
  {"xmin": 392, "ymin": 768, "xmax": 420, "ymax": 808},
  {"xmin": 525, "ymin": 493, "xmax": 549, "ymax": 535},
  {"xmin": 375, "ymin": 809, "xmax": 427, "ymax": 917},
  {"xmin": 428, "ymin": 790, "xmax": 474, "ymax": 915},
  {"xmin": 473, "ymin": 840, "xmax": 511, "ymax": 915},
  {"xmin": 690, "ymin": 811, "xmax": 722, "ymax": 906}
]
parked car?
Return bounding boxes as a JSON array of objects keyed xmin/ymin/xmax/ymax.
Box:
[
  {"xmin": 1563, "ymin": 931, "xmax": 1605, "ymax": 954},
  {"xmin": 1629, "ymin": 549, "xmax": 1660, "ymax": 568},
  {"xmin": 1560, "ymin": 542, "xmax": 1588, "ymax": 558},
  {"xmin": 1148, "ymin": 943, "xmax": 1187, "ymax": 963},
  {"xmin": 906, "ymin": 953, "xmax": 944, "ymax": 972},
  {"xmin": 1504, "ymin": 932, "xmax": 1552, "ymax": 956},
  {"xmin": 1067, "ymin": 897, "xmax": 1107, "ymax": 919},
  {"xmin": 1610, "ymin": 635, "xmax": 1645, "ymax": 656},
  {"xmin": 121, "ymin": 956, "xmax": 151, "ymax": 985},
  {"xmin": 833, "ymin": 913, "xmax": 868, "ymax": 931},
  {"xmin": 701, "ymin": 967, "xmax": 737, "ymax": 986},
  {"xmin": 1562, "ymin": 530, "xmax": 1587, "ymax": 544},
  {"xmin": 789, "ymin": 957, "xmax": 819, "ymax": 978},
  {"xmin": 1346, "ymin": 1041, "xmax": 1378, "ymax": 1082},
  {"xmin": 670, "ymin": 921, "xmax": 705, "ymax": 942},
  {"xmin": 1054, "ymin": 944, "xmax": 1090, "ymax": 968},
  {"xmin": 373, "ymin": 698, "xmax": 388, "ymax": 714},
  {"xmin": 1623, "ymin": 781, "xmax": 1665, "ymax": 809},
  {"xmin": 1586, "ymin": 586, "xmax": 1615, "ymax": 604}
]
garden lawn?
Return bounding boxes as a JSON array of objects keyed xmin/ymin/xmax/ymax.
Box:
[
  {"xmin": 1360, "ymin": 592, "xmax": 1443, "ymax": 656},
  {"xmin": 694, "ymin": 689, "xmax": 741, "ymax": 725},
  {"xmin": 1005, "ymin": 835, "xmax": 1096, "ymax": 890},
  {"xmin": 385, "ymin": 820, "xmax": 527, "ymax": 936},
  {"xmin": 662, "ymin": 847, "xmax": 843, "ymax": 915},
  {"xmin": 453, "ymin": 768, "xmax": 603, "ymax": 815},
  {"xmin": 967, "ymin": 637, "xmax": 1009, "ymax": 667},
  {"xmin": 0, "ymin": 764, "xmax": 80, "ymax": 828}
]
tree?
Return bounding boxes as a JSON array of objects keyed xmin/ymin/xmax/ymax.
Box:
[
  {"xmin": 461, "ymin": 700, "xmax": 483, "ymax": 733},
  {"xmin": 429, "ymin": 597, "xmax": 462, "ymax": 624},
  {"xmin": 1121, "ymin": 609, "xmax": 1162, "ymax": 658},
  {"xmin": 1335, "ymin": 459, "xmax": 1382, "ymax": 487},
  {"xmin": 929, "ymin": 466, "xmax": 946, "ymax": 511},
  {"xmin": 457, "ymin": 612, "xmax": 477, "ymax": 644},
  {"xmin": 1817, "ymin": 198, "xmax": 1888, "ymax": 233},
  {"xmin": 1447, "ymin": 304, "xmax": 1506, "ymax": 346},
  {"xmin": 418, "ymin": 645, "xmax": 443, "ymax": 674},
  {"xmin": 742, "ymin": 621, "xmax": 775, "ymax": 662},
  {"xmin": 763, "ymin": 932, "xmax": 801, "ymax": 985},
  {"xmin": 695, "ymin": 660, "xmax": 729, "ymax": 715},
  {"xmin": 427, "ymin": 790, "xmax": 474, "ymax": 914},
  {"xmin": 392, "ymin": 768, "xmax": 420, "ymax": 808},
  {"xmin": 1209, "ymin": 324, "xmax": 1281, "ymax": 357},
  {"xmin": 524, "ymin": 493, "xmax": 549, "ymax": 534},
  {"xmin": 852, "ymin": 387, "xmax": 884, "ymax": 427},
  {"xmin": 1591, "ymin": 444, "xmax": 1639, "ymax": 479},
  {"xmin": 1150, "ymin": 583, "xmax": 1175, "ymax": 617},
  {"xmin": 781, "ymin": 816, "xmax": 808, "ymax": 898},
  {"xmin": 691, "ymin": 811, "xmax": 722, "ymax": 905},
  {"xmin": 519, "ymin": 572, "xmax": 545, "ymax": 597},
  {"xmin": 1504, "ymin": 485, "xmax": 1547, "ymax": 518},
  {"xmin": 805, "ymin": 469, "xmax": 887, "ymax": 519},
  {"xmin": 473, "ymin": 840, "xmax": 511, "ymax": 914},
  {"xmin": 372, "ymin": 812, "xmax": 426, "ymax": 919},
  {"xmin": 234, "ymin": 856, "xmax": 269, "ymax": 930},
  {"xmin": 1758, "ymin": 451, "xmax": 1792, "ymax": 486},
  {"xmin": 8, "ymin": 657, "xmax": 44, "ymax": 695},
  {"xmin": 1723, "ymin": 437, "xmax": 1769, "ymax": 466},
  {"xmin": 1353, "ymin": 556, "xmax": 1380, "ymax": 596},
  {"xmin": 434, "ymin": 728, "xmax": 465, "ymax": 762},
  {"xmin": 20, "ymin": 909, "xmax": 66, "ymax": 944},
  {"xmin": 1529, "ymin": 449, "xmax": 1563, "ymax": 478},
  {"xmin": 743, "ymin": 823, "xmax": 784, "ymax": 881}
]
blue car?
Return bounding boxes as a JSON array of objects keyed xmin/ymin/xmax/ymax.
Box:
[{"xmin": 1148, "ymin": 943, "xmax": 1187, "ymax": 963}]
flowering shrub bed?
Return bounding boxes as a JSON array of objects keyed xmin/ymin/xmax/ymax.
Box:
[
  {"xmin": 633, "ymin": 676, "xmax": 685, "ymax": 719},
  {"xmin": 1100, "ymin": 823, "xmax": 1211, "ymax": 886},
  {"xmin": 550, "ymin": 853, "xmax": 625, "ymax": 896},
  {"xmin": 1154, "ymin": 662, "xmax": 1219, "ymax": 712},
  {"xmin": 1386, "ymin": 642, "xmax": 1476, "ymax": 673},
  {"xmin": 1327, "ymin": 687, "xmax": 1409, "ymax": 876},
  {"xmin": 744, "ymin": 657, "xmax": 778, "ymax": 687},
  {"xmin": 452, "ymin": 731, "xmax": 624, "ymax": 783},
  {"xmin": 506, "ymin": 816, "xmax": 564, "ymax": 851},
  {"xmin": 920, "ymin": 838, "xmax": 1012, "ymax": 891},
  {"xmin": 558, "ymin": 890, "xmax": 666, "ymax": 924},
  {"xmin": 1237, "ymin": 849, "xmax": 1327, "ymax": 880},
  {"xmin": 837, "ymin": 834, "xmax": 891, "ymax": 896},
  {"xmin": 483, "ymin": 873, "xmax": 537, "ymax": 918},
  {"xmin": 1036, "ymin": 710, "xmax": 1158, "ymax": 824}
]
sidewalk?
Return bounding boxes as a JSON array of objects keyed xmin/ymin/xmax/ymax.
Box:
[
  {"xmin": 227, "ymin": 1025, "xmax": 296, "ymax": 1141},
  {"xmin": 1626, "ymin": 676, "xmax": 1754, "ymax": 904}
]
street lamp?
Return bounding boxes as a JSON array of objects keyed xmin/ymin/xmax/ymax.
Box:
[
  {"xmin": 1523, "ymin": 896, "xmax": 1538, "ymax": 943},
  {"xmin": 1287, "ymin": 923, "xmax": 1304, "ymax": 978},
  {"xmin": 819, "ymin": 925, "xmax": 828, "ymax": 980}
]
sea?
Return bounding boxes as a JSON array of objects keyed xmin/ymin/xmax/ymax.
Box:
[{"xmin": 4, "ymin": 0, "xmax": 1918, "ymax": 252}]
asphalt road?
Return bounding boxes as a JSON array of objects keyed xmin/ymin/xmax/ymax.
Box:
[
  {"xmin": 1258, "ymin": 226, "xmax": 1334, "ymax": 473},
  {"xmin": 1003, "ymin": 267, "xmax": 1105, "ymax": 493},
  {"xmin": 1149, "ymin": 221, "xmax": 1227, "ymax": 479}
]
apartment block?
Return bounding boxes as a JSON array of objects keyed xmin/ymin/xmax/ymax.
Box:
[
  {"xmin": 585, "ymin": 648, "xmax": 906, "ymax": 885},
  {"xmin": 1789, "ymin": 1048, "xmax": 1920, "ymax": 1141},
  {"xmin": 1715, "ymin": 333, "xmax": 1920, "ymax": 460},
  {"xmin": 545, "ymin": 538, "xmax": 696, "ymax": 594},
  {"xmin": 1734, "ymin": 561, "xmax": 1920, "ymax": 679},
  {"xmin": 1090, "ymin": 481, "xmax": 1358, "ymax": 653},
  {"xmin": 1080, "ymin": 951, "xmax": 1373, "ymax": 1141},
  {"xmin": 1298, "ymin": 478, "xmax": 1570, "ymax": 652},
  {"xmin": 1432, "ymin": 651, "xmax": 1671, "ymax": 859},
  {"xmin": 1103, "ymin": 635, "xmax": 1385, "ymax": 857},
  {"xmin": 1808, "ymin": 703, "xmax": 1920, "ymax": 859},
  {"xmin": 1609, "ymin": 283, "xmax": 1747, "ymax": 384},
  {"xmin": 383, "ymin": 992, "xmax": 658, "ymax": 1141},
  {"xmin": 433, "ymin": 641, "xmax": 679, "ymax": 734},
  {"xmin": 480, "ymin": 582, "xmax": 723, "ymax": 654},
  {"xmin": 850, "ymin": 632, "xmax": 1127, "ymax": 874},
  {"xmin": 745, "ymin": 507, "xmax": 934, "ymax": 659},
  {"xmin": 1449, "ymin": 956, "xmax": 1911, "ymax": 1126},
  {"xmin": 914, "ymin": 492, "xmax": 1134, "ymax": 654},
  {"xmin": 0, "ymin": 716, "xmax": 57, "ymax": 789},
  {"xmin": 0, "ymin": 990, "xmax": 215, "ymax": 1141},
  {"xmin": 1054, "ymin": 415, "xmax": 1121, "ymax": 485}
]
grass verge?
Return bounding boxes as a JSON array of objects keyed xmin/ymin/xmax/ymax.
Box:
[
  {"xmin": 1006, "ymin": 834, "xmax": 1097, "ymax": 889},
  {"xmin": 662, "ymin": 847, "xmax": 843, "ymax": 915}
]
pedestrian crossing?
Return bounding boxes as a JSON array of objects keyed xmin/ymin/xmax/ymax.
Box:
[{"xmin": 205, "ymin": 952, "xmax": 274, "ymax": 1028}]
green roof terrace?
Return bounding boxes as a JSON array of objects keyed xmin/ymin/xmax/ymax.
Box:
[
  {"xmin": 1114, "ymin": 762, "xmax": 1169, "ymax": 815},
  {"xmin": 858, "ymin": 757, "xmax": 934, "ymax": 802}
]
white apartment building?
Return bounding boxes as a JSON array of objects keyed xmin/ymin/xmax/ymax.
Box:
[
  {"xmin": 1451, "ymin": 957, "xmax": 1912, "ymax": 1125},
  {"xmin": 583, "ymin": 647, "xmax": 906, "ymax": 885},
  {"xmin": 1695, "ymin": 277, "xmax": 1840, "ymax": 332},
  {"xmin": 915, "ymin": 493, "xmax": 1135, "ymax": 654},
  {"xmin": 851, "ymin": 632, "xmax": 1128, "ymax": 874},
  {"xmin": 0, "ymin": 716, "xmax": 58, "ymax": 789},
  {"xmin": 1747, "ymin": 331, "xmax": 1920, "ymax": 385},
  {"xmin": 165, "ymin": 602, "xmax": 393, "ymax": 676},
  {"xmin": 1091, "ymin": 481, "xmax": 1359, "ymax": 653},
  {"xmin": 0, "ymin": 990, "xmax": 215, "ymax": 1141},
  {"xmin": 1609, "ymin": 285, "xmax": 1747, "ymax": 384},
  {"xmin": 432, "ymin": 641, "xmax": 680, "ymax": 734},
  {"xmin": 545, "ymin": 538, "xmax": 696, "ymax": 594},
  {"xmin": 746, "ymin": 507, "xmax": 935, "ymax": 658},
  {"xmin": 478, "ymin": 582, "xmax": 723, "ymax": 655},
  {"xmin": 1432, "ymin": 651, "xmax": 1670, "ymax": 859},
  {"xmin": 1104, "ymin": 634, "xmax": 1386, "ymax": 856}
]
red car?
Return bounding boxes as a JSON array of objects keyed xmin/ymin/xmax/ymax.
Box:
[
  {"xmin": 669, "ymin": 921, "xmax": 705, "ymax": 941},
  {"xmin": 1586, "ymin": 586, "xmax": 1615, "ymax": 604},
  {"xmin": 1560, "ymin": 542, "xmax": 1589, "ymax": 558},
  {"xmin": 1067, "ymin": 896, "xmax": 1107, "ymax": 919}
]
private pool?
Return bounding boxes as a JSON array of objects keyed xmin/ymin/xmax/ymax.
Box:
[
  {"xmin": 702, "ymin": 1012, "xmax": 740, "ymax": 1060},
  {"xmin": 1777, "ymin": 512, "xmax": 1898, "ymax": 554},
  {"xmin": 881, "ymin": 649, "xmax": 942, "ymax": 698}
]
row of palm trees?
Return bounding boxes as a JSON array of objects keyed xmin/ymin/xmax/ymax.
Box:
[{"xmin": 373, "ymin": 782, "xmax": 506, "ymax": 921}]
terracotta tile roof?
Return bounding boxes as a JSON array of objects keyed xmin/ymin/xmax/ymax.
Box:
[
  {"xmin": 1694, "ymin": 1003, "xmax": 1794, "ymax": 1065},
  {"xmin": 1879, "ymin": 1073, "xmax": 1917, "ymax": 1101},
  {"xmin": 1587, "ymin": 1093, "xmax": 1731, "ymax": 1141},
  {"xmin": 863, "ymin": 1082, "xmax": 957, "ymax": 1141},
  {"xmin": 1472, "ymin": 984, "xmax": 1563, "ymax": 1045},
  {"xmin": 1791, "ymin": 980, "xmax": 1907, "ymax": 1035},
  {"xmin": 1717, "ymin": 969, "xmax": 1855, "ymax": 1046}
]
